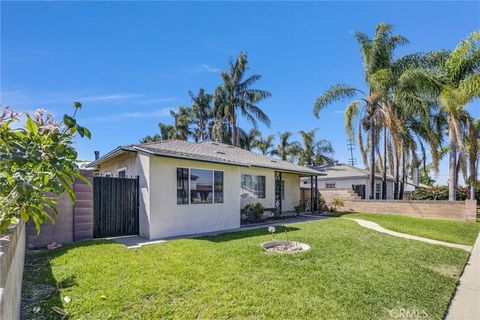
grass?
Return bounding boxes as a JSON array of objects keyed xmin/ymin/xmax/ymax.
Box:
[
  {"xmin": 336, "ymin": 213, "xmax": 480, "ymax": 245},
  {"xmin": 22, "ymin": 219, "xmax": 470, "ymax": 320}
]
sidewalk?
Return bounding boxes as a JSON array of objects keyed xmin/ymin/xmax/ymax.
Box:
[{"xmin": 446, "ymin": 233, "xmax": 480, "ymax": 320}]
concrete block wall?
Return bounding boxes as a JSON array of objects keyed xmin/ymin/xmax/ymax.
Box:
[
  {"xmin": 27, "ymin": 170, "xmax": 94, "ymax": 248},
  {"xmin": 341, "ymin": 199, "xmax": 477, "ymax": 221},
  {"xmin": 0, "ymin": 221, "xmax": 26, "ymax": 320}
]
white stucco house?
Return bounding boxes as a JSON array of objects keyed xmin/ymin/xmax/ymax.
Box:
[
  {"xmin": 300, "ymin": 163, "xmax": 421, "ymax": 200},
  {"xmin": 87, "ymin": 140, "xmax": 320, "ymax": 239}
]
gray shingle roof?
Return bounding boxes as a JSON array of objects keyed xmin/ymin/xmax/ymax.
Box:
[
  {"xmin": 89, "ymin": 140, "xmax": 320, "ymax": 175},
  {"xmin": 309, "ymin": 163, "xmax": 394, "ymax": 180}
]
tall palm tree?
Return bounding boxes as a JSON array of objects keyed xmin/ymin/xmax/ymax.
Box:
[
  {"xmin": 297, "ymin": 129, "xmax": 334, "ymax": 166},
  {"xmin": 399, "ymin": 31, "xmax": 480, "ymax": 200},
  {"xmin": 314, "ymin": 23, "xmax": 408, "ymax": 198},
  {"xmin": 466, "ymin": 118, "xmax": 480, "ymax": 200},
  {"xmin": 254, "ymin": 134, "xmax": 276, "ymax": 156},
  {"xmin": 139, "ymin": 122, "xmax": 176, "ymax": 143},
  {"xmin": 189, "ymin": 88, "xmax": 213, "ymax": 142},
  {"xmin": 273, "ymin": 131, "xmax": 301, "ymax": 162},
  {"xmin": 214, "ymin": 51, "xmax": 271, "ymax": 146}
]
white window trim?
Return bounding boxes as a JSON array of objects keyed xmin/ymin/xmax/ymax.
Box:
[
  {"xmin": 241, "ymin": 174, "xmax": 266, "ymax": 200},
  {"xmin": 117, "ymin": 167, "xmax": 127, "ymax": 177},
  {"xmin": 104, "ymin": 171, "xmax": 112, "ymax": 177},
  {"xmin": 176, "ymin": 167, "xmax": 224, "ymax": 205}
]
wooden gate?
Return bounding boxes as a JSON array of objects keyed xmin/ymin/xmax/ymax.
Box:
[{"xmin": 93, "ymin": 176, "xmax": 139, "ymax": 238}]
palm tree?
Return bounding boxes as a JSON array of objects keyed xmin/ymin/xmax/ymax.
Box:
[
  {"xmin": 314, "ymin": 23, "xmax": 408, "ymax": 198},
  {"xmin": 170, "ymin": 106, "xmax": 192, "ymax": 140},
  {"xmin": 297, "ymin": 129, "xmax": 334, "ymax": 166},
  {"xmin": 214, "ymin": 51, "xmax": 271, "ymax": 146},
  {"xmin": 190, "ymin": 88, "xmax": 213, "ymax": 142},
  {"xmin": 254, "ymin": 134, "xmax": 276, "ymax": 156},
  {"xmin": 139, "ymin": 122, "xmax": 176, "ymax": 143},
  {"xmin": 466, "ymin": 118, "xmax": 480, "ymax": 200},
  {"xmin": 399, "ymin": 31, "xmax": 480, "ymax": 200},
  {"xmin": 273, "ymin": 131, "xmax": 301, "ymax": 162},
  {"xmin": 239, "ymin": 128, "xmax": 261, "ymax": 151}
]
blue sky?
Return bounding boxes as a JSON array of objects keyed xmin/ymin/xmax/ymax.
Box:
[{"xmin": 2, "ymin": 1, "xmax": 479, "ymax": 183}]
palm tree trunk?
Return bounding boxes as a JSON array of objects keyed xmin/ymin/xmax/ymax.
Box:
[
  {"xmin": 394, "ymin": 146, "xmax": 400, "ymax": 200},
  {"xmin": 369, "ymin": 118, "xmax": 376, "ymax": 199},
  {"xmin": 230, "ymin": 113, "xmax": 237, "ymax": 146},
  {"xmin": 449, "ymin": 127, "xmax": 457, "ymax": 201},
  {"xmin": 382, "ymin": 127, "xmax": 387, "ymax": 199},
  {"xmin": 399, "ymin": 149, "xmax": 406, "ymax": 200}
]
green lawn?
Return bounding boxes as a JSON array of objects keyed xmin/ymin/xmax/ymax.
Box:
[
  {"xmin": 336, "ymin": 213, "xmax": 480, "ymax": 245},
  {"xmin": 22, "ymin": 219, "xmax": 470, "ymax": 319}
]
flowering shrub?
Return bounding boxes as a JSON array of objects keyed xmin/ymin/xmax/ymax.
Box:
[{"xmin": 0, "ymin": 104, "xmax": 90, "ymax": 233}]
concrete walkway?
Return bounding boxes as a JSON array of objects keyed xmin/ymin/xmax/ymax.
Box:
[
  {"xmin": 346, "ymin": 218, "xmax": 472, "ymax": 252},
  {"xmin": 114, "ymin": 214, "xmax": 329, "ymax": 249},
  {"xmin": 446, "ymin": 233, "xmax": 480, "ymax": 320}
]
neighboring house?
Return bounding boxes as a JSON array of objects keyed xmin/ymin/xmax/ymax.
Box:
[
  {"xmin": 87, "ymin": 140, "xmax": 320, "ymax": 239},
  {"xmin": 300, "ymin": 163, "xmax": 421, "ymax": 200}
]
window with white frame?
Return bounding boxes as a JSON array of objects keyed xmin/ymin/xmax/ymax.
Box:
[
  {"xmin": 325, "ymin": 183, "xmax": 336, "ymax": 189},
  {"xmin": 241, "ymin": 174, "xmax": 266, "ymax": 199},
  {"xmin": 176, "ymin": 168, "xmax": 224, "ymax": 205},
  {"xmin": 375, "ymin": 183, "xmax": 381, "ymax": 199},
  {"xmin": 104, "ymin": 171, "xmax": 112, "ymax": 177}
]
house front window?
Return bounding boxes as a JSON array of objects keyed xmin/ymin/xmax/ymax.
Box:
[
  {"xmin": 241, "ymin": 174, "xmax": 266, "ymax": 199},
  {"xmin": 325, "ymin": 183, "xmax": 336, "ymax": 189},
  {"xmin": 176, "ymin": 168, "xmax": 224, "ymax": 205},
  {"xmin": 375, "ymin": 183, "xmax": 381, "ymax": 199}
]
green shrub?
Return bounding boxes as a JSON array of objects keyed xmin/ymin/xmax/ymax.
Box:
[
  {"xmin": 294, "ymin": 203, "xmax": 305, "ymax": 213},
  {"xmin": 329, "ymin": 197, "xmax": 345, "ymax": 212},
  {"xmin": 411, "ymin": 186, "xmax": 478, "ymax": 201},
  {"xmin": 241, "ymin": 202, "xmax": 264, "ymax": 224}
]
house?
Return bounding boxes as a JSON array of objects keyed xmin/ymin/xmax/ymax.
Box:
[
  {"xmin": 87, "ymin": 140, "xmax": 320, "ymax": 239},
  {"xmin": 300, "ymin": 163, "xmax": 421, "ymax": 200}
]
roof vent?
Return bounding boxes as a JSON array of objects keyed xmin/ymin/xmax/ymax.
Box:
[
  {"xmin": 270, "ymin": 160, "xmax": 277, "ymax": 163},
  {"xmin": 217, "ymin": 151, "xmax": 226, "ymax": 155},
  {"xmin": 212, "ymin": 142, "xmax": 219, "ymax": 145},
  {"xmin": 227, "ymin": 146, "xmax": 235, "ymax": 149}
]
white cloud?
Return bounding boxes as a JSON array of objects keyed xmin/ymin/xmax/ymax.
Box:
[
  {"xmin": 199, "ymin": 64, "xmax": 220, "ymax": 73},
  {"xmin": 84, "ymin": 107, "xmax": 173, "ymax": 124}
]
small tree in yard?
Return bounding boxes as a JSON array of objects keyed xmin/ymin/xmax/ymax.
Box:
[{"xmin": 0, "ymin": 103, "xmax": 90, "ymax": 233}]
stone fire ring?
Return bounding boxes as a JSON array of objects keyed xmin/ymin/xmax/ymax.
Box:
[{"xmin": 262, "ymin": 241, "xmax": 310, "ymax": 254}]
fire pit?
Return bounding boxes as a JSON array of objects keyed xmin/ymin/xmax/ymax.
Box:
[{"xmin": 262, "ymin": 241, "xmax": 310, "ymax": 254}]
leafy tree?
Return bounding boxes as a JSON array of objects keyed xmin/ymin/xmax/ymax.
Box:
[
  {"xmin": 190, "ymin": 88, "xmax": 213, "ymax": 142},
  {"xmin": 314, "ymin": 23, "xmax": 408, "ymax": 198},
  {"xmin": 214, "ymin": 51, "xmax": 271, "ymax": 146},
  {"xmin": 399, "ymin": 31, "xmax": 480, "ymax": 200},
  {"xmin": 139, "ymin": 122, "xmax": 176, "ymax": 143},
  {"xmin": 297, "ymin": 129, "xmax": 334, "ymax": 166},
  {"xmin": 273, "ymin": 131, "xmax": 301, "ymax": 162},
  {"xmin": 254, "ymin": 134, "xmax": 276, "ymax": 156},
  {"xmin": 0, "ymin": 104, "xmax": 90, "ymax": 232},
  {"xmin": 170, "ymin": 106, "xmax": 192, "ymax": 140},
  {"xmin": 239, "ymin": 128, "xmax": 261, "ymax": 151}
]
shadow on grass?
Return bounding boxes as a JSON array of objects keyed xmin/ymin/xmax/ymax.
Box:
[
  {"xmin": 198, "ymin": 225, "xmax": 300, "ymax": 242},
  {"xmin": 21, "ymin": 240, "xmax": 113, "ymax": 319}
]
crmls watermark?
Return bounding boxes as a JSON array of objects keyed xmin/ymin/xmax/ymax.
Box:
[{"xmin": 387, "ymin": 307, "xmax": 429, "ymax": 319}]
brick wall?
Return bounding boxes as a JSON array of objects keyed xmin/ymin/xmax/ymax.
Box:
[{"xmin": 27, "ymin": 170, "xmax": 94, "ymax": 248}]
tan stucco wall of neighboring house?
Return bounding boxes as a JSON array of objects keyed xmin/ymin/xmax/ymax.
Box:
[
  {"xmin": 97, "ymin": 152, "xmax": 303, "ymax": 239},
  {"xmin": 97, "ymin": 151, "xmax": 137, "ymax": 177}
]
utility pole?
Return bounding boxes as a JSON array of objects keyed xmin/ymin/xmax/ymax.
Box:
[{"xmin": 347, "ymin": 139, "xmax": 357, "ymax": 167}]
